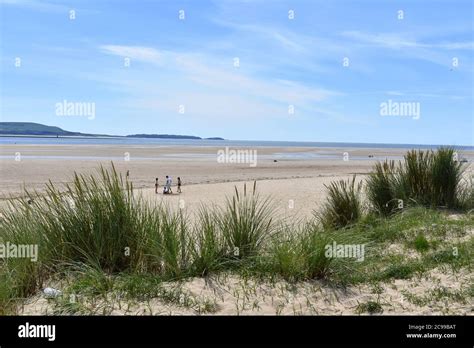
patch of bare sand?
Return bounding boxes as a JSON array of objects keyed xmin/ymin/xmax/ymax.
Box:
[{"xmin": 139, "ymin": 176, "xmax": 363, "ymax": 221}]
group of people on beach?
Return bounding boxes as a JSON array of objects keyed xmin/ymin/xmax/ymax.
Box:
[{"xmin": 155, "ymin": 176, "xmax": 181, "ymax": 194}]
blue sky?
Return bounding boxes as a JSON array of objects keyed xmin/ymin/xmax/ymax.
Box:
[{"xmin": 1, "ymin": 0, "xmax": 473, "ymax": 145}]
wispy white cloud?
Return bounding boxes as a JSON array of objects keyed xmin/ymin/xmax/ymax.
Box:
[
  {"xmin": 207, "ymin": 18, "xmax": 354, "ymax": 75},
  {"xmin": 212, "ymin": 20, "xmax": 309, "ymax": 52},
  {"xmin": 98, "ymin": 44, "xmax": 340, "ymax": 120},
  {"xmin": 341, "ymin": 31, "xmax": 474, "ymax": 50},
  {"xmin": 339, "ymin": 30, "xmax": 474, "ymax": 70},
  {"xmin": 100, "ymin": 45, "xmax": 163, "ymax": 64},
  {"xmin": 174, "ymin": 53, "xmax": 338, "ymax": 103}
]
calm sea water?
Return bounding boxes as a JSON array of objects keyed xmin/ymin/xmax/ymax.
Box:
[{"xmin": 1, "ymin": 136, "xmax": 473, "ymax": 150}]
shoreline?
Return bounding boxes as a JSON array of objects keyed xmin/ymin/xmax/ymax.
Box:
[{"xmin": 2, "ymin": 136, "xmax": 473, "ymax": 149}]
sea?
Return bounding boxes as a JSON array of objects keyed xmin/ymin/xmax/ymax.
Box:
[
  {"xmin": 0, "ymin": 136, "xmax": 472, "ymax": 161},
  {"xmin": 1, "ymin": 136, "xmax": 473, "ymax": 150}
]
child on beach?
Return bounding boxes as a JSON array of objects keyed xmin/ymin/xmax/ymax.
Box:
[
  {"xmin": 155, "ymin": 178, "xmax": 159, "ymax": 194},
  {"xmin": 177, "ymin": 177, "xmax": 182, "ymax": 193}
]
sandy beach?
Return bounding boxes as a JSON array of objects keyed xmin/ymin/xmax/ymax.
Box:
[{"xmin": 2, "ymin": 144, "xmax": 472, "ymax": 219}]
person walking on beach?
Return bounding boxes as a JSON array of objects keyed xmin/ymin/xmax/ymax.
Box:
[
  {"xmin": 155, "ymin": 178, "xmax": 159, "ymax": 194},
  {"xmin": 177, "ymin": 177, "xmax": 182, "ymax": 193},
  {"xmin": 163, "ymin": 175, "xmax": 172, "ymax": 194}
]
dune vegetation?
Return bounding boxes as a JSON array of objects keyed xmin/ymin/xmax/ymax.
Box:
[{"xmin": 0, "ymin": 148, "xmax": 472, "ymax": 315}]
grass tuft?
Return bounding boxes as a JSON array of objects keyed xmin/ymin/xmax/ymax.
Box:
[
  {"xmin": 317, "ymin": 175, "xmax": 363, "ymax": 229},
  {"xmin": 218, "ymin": 182, "xmax": 276, "ymax": 259},
  {"xmin": 413, "ymin": 233, "xmax": 430, "ymax": 252},
  {"xmin": 367, "ymin": 148, "xmax": 469, "ymax": 213}
]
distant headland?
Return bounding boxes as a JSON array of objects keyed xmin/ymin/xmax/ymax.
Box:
[{"xmin": 0, "ymin": 122, "xmax": 224, "ymax": 140}]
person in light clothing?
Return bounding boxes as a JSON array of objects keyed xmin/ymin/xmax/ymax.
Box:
[{"xmin": 164, "ymin": 175, "xmax": 172, "ymax": 194}]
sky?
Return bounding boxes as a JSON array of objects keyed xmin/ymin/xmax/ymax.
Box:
[{"xmin": 0, "ymin": 0, "xmax": 473, "ymax": 145}]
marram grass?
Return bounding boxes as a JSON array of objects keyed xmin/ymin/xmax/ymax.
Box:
[
  {"xmin": 366, "ymin": 147, "xmax": 470, "ymax": 214},
  {"xmin": 317, "ymin": 175, "xmax": 363, "ymax": 229}
]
